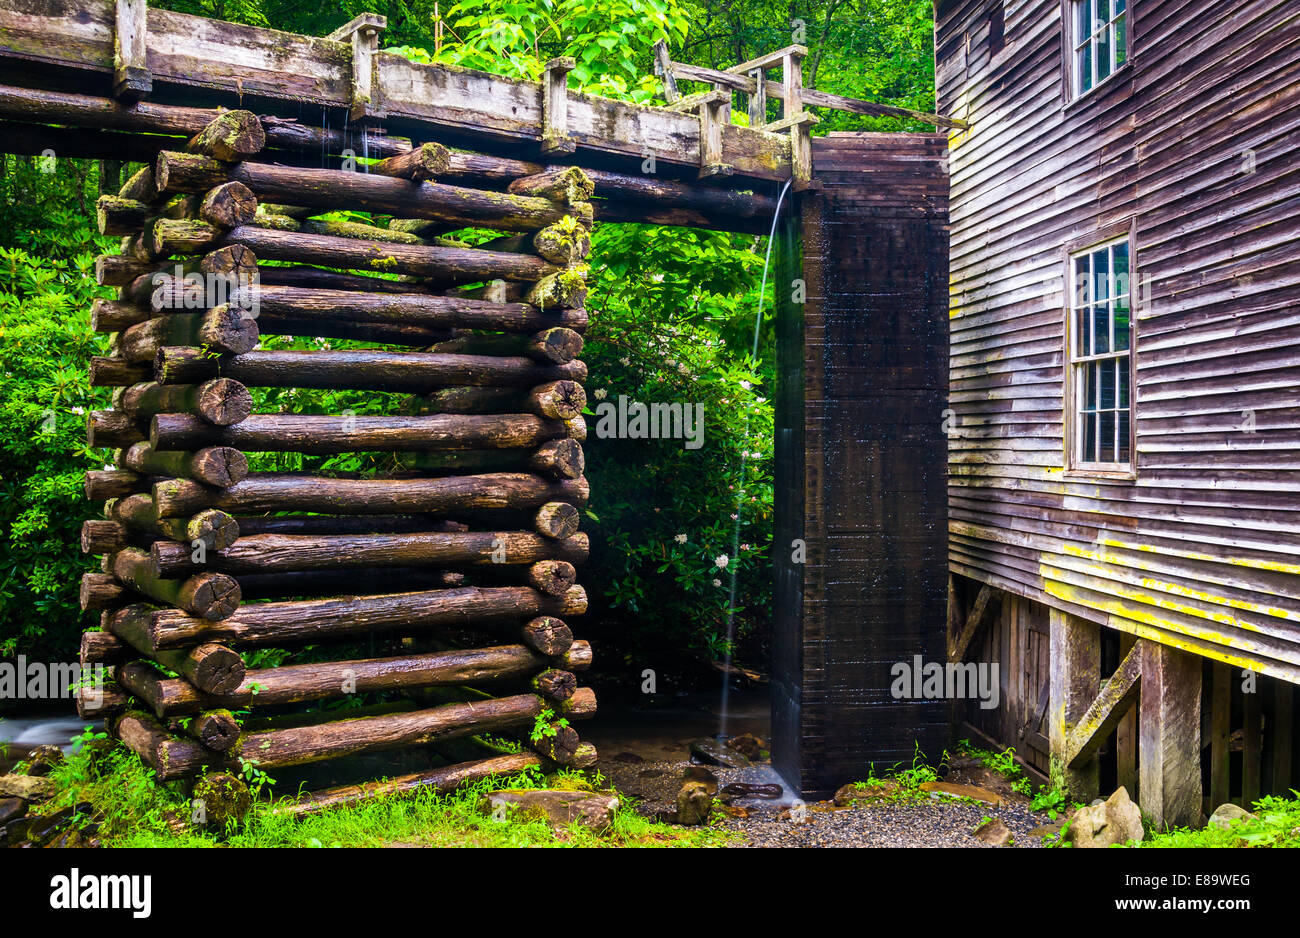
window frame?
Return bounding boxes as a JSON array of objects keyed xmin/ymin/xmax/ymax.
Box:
[
  {"xmin": 1063, "ymin": 226, "xmax": 1137, "ymax": 479},
  {"xmin": 1063, "ymin": 0, "xmax": 1131, "ymax": 101}
]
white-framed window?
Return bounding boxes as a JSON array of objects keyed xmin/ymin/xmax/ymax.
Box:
[
  {"xmin": 1073, "ymin": 0, "xmax": 1128, "ymax": 96},
  {"xmin": 1068, "ymin": 238, "xmax": 1132, "ymax": 470}
]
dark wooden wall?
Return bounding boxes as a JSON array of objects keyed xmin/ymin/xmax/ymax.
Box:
[
  {"xmin": 936, "ymin": 0, "xmax": 1300, "ymax": 684},
  {"xmin": 774, "ymin": 133, "xmax": 951, "ymax": 798}
]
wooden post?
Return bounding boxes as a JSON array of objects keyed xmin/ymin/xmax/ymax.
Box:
[
  {"xmin": 697, "ymin": 90, "xmax": 734, "ymax": 179},
  {"xmin": 1116, "ymin": 632, "xmax": 1139, "ymax": 798},
  {"xmin": 747, "ymin": 67, "xmax": 766, "ymax": 127},
  {"xmin": 328, "ymin": 14, "xmax": 387, "ymax": 122},
  {"xmin": 1048, "ymin": 608, "xmax": 1099, "ymax": 801},
  {"xmin": 113, "ymin": 0, "xmax": 152, "ymax": 102},
  {"xmin": 653, "ymin": 39, "xmax": 679, "ymax": 103},
  {"xmin": 1274, "ymin": 680, "xmax": 1294, "ymax": 794},
  {"xmin": 541, "ymin": 57, "xmax": 576, "ymax": 155},
  {"xmin": 1242, "ymin": 669, "xmax": 1261, "ymax": 808},
  {"xmin": 1139, "ymin": 639, "xmax": 1203, "ymax": 830},
  {"xmin": 1209, "ymin": 661, "xmax": 1231, "ymax": 808}
]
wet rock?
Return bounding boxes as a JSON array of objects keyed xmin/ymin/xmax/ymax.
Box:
[
  {"xmin": 24, "ymin": 745, "xmax": 65, "ymax": 777},
  {"xmin": 834, "ymin": 780, "xmax": 899, "ymax": 806},
  {"xmin": 719, "ymin": 803, "xmax": 750, "ymax": 819},
  {"xmin": 676, "ymin": 780, "xmax": 713, "ymax": 825},
  {"xmin": 0, "ymin": 797, "xmax": 26, "ymax": 825},
  {"xmin": 0, "ymin": 817, "xmax": 36, "ymax": 847},
  {"xmin": 682, "ymin": 765, "xmax": 718, "ymax": 794},
  {"xmin": 0, "ymin": 774, "xmax": 55, "ymax": 802},
  {"xmin": 728, "ymin": 734, "xmax": 764, "ymax": 760},
  {"xmin": 1065, "ymin": 787, "xmax": 1144, "ymax": 848},
  {"xmin": 610, "ymin": 751, "xmax": 645, "ymax": 764},
  {"xmin": 1027, "ymin": 821, "xmax": 1064, "ymax": 840},
  {"xmin": 689, "ymin": 737, "xmax": 751, "ymax": 768},
  {"xmin": 719, "ymin": 782, "xmax": 782, "ymax": 800},
  {"xmin": 920, "ymin": 780, "xmax": 1004, "ymax": 805},
  {"xmin": 25, "ymin": 806, "xmax": 76, "ymax": 846},
  {"xmin": 481, "ymin": 789, "xmax": 619, "ymax": 834},
  {"xmin": 1207, "ymin": 803, "xmax": 1257, "ymax": 831},
  {"xmin": 637, "ymin": 769, "xmax": 664, "ymax": 779},
  {"xmin": 974, "ymin": 817, "xmax": 1013, "ymax": 846}
]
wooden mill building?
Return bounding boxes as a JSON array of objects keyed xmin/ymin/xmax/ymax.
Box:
[{"xmin": 936, "ymin": 0, "xmax": 1300, "ymax": 825}]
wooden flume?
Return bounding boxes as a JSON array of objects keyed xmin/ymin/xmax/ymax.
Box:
[{"xmin": 76, "ymin": 107, "xmax": 600, "ymax": 809}]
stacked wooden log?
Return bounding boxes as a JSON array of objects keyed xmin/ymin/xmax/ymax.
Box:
[{"xmin": 78, "ymin": 110, "xmax": 599, "ymax": 807}]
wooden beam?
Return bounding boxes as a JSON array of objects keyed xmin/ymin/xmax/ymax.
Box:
[
  {"xmin": 1139, "ymin": 639, "xmax": 1203, "ymax": 829},
  {"xmin": 1049, "ymin": 608, "xmax": 1100, "ymax": 801},
  {"xmin": 0, "ymin": 0, "xmax": 791, "ymax": 180},
  {"xmin": 652, "ymin": 38, "xmax": 679, "ymax": 103},
  {"xmin": 948, "ymin": 583, "xmax": 1001, "ymax": 662},
  {"xmin": 1116, "ymin": 633, "xmax": 1139, "ymax": 797},
  {"xmin": 1062, "ymin": 641, "xmax": 1141, "ymax": 768},
  {"xmin": 112, "ymin": 0, "xmax": 150, "ymax": 102},
  {"xmin": 726, "ymin": 44, "xmax": 808, "ymax": 77}
]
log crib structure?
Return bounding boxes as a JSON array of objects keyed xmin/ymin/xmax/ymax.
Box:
[{"xmin": 78, "ymin": 115, "xmax": 605, "ymax": 809}]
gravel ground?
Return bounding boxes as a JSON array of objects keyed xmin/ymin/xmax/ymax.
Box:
[
  {"xmin": 599, "ymin": 751, "xmax": 1056, "ymax": 848},
  {"xmin": 719, "ymin": 798, "xmax": 1049, "ymax": 848}
]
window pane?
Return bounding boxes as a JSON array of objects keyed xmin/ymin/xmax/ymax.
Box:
[
  {"xmin": 1093, "ymin": 304, "xmax": 1111, "ymax": 355},
  {"xmin": 1074, "ymin": 254, "xmax": 1090, "ymax": 309},
  {"xmin": 1115, "ymin": 0, "xmax": 1126, "ymax": 13},
  {"xmin": 1118, "ymin": 360, "xmax": 1129, "ymax": 408},
  {"xmin": 1112, "ymin": 241, "xmax": 1129, "ymax": 296},
  {"xmin": 1084, "ymin": 361, "xmax": 1098, "ymax": 412},
  {"xmin": 1091, "ymin": 249, "xmax": 1106, "ymax": 302},
  {"xmin": 1114, "ymin": 298, "xmax": 1130, "ymax": 351},
  {"xmin": 1099, "ymin": 410, "xmax": 1116, "ymax": 462},
  {"xmin": 1115, "ymin": 14, "xmax": 1127, "ymax": 65},
  {"xmin": 1096, "ymin": 0, "xmax": 1110, "ymax": 26},
  {"xmin": 1078, "ymin": 0, "xmax": 1091, "ymax": 41},
  {"xmin": 1117, "ymin": 408, "xmax": 1130, "ymax": 461},
  {"xmin": 1083, "ymin": 409, "xmax": 1098, "ymax": 462},
  {"xmin": 1100, "ymin": 358, "xmax": 1116, "ymax": 409},
  {"xmin": 1077, "ymin": 307, "xmax": 1092, "ymax": 357},
  {"xmin": 1079, "ymin": 44, "xmax": 1093, "ymax": 91},
  {"xmin": 1097, "ymin": 27, "xmax": 1112, "ymax": 80}
]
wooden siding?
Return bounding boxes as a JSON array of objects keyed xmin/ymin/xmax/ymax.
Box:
[
  {"xmin": 774, "ymin": 133, "xmax": 950, "ymax": 796},
  {"xmin": 936, "ymin": 0, "xmax": 1300, "ymax": 682}
]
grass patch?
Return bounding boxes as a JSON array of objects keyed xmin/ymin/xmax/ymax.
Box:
[
  {"xmin": 36, "ymin": 729, "xmax": 739, "ymax": 848},
  {"xmin": 1142, "ymin": 794, "xmax": 1300, "ymax": 848}
]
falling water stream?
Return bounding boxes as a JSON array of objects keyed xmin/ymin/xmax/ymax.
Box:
[{"xmin": 717, "ymin": 178, "xmax": 794, "ymax": 741}]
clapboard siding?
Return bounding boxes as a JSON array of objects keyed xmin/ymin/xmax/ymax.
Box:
[{"xmin": 936, "ymin": 0, "xmax": 1300, "ymax": 682}]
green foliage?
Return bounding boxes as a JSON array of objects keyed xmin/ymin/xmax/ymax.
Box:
[
  {"xmin": 1143, "ymin": 794, "xmax": 1300, "ymax": 848},
  {"xmin": 0, "ymin": 156, "xmax": 115, "ymax": 660}
]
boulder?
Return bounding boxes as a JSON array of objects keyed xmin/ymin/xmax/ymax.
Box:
[
  {"xmin": 974, "ymin": 817, "xmax": 1013, "ymax": 846},
  {"xmin": 834, "ymin": 780, "xmax": 899, "ymax": 806},
  {"xmin": 919, "ymin": 780, "xmax": 1003, "ymax": 805},
  {"xmin": 676, "ymin": 780, "xmax": 713, "ymax": 825},
  {"xmin": 682, "ymin": 765, "xmax": 718, "ymax": 794},
  {"xmin": 1207, "ymin": 803, "xmax": 1257, "ymax": 831},
  {"xmin": 0, "ymin": 774, "xmax": 55, "ymax": 802},
  {"xmin": 1065, "ymin": 786, "xmax": 1144, "ymax": 848},
  {"xmin": 689, "ymin": 737, "xmax": 751, "ymax": 768},
  {"xmin": 481, "ymin": 789, "xmax": 619, "ymax": 834}
]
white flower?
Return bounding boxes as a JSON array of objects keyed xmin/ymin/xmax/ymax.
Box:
[
  {"xmin": 594, "ymin": 388, "xmax": 608, "ymax": 400},
  {"xmin": 730, "ymin": 513, "xmax": 738, "ymax": 520},
  {"xmin": 739, "ymin": 380, "xmax": 752, "ymax": 390},
  {"xmin": 677, "ymin": 363, "xmax": 689, "ymax": 374},
  {"xmin": 674, "ymin": 534, "xmax": 687, "ymax": 544},
  {"xmin": 70, "ymin": 406, "xmax": 84, "ymax": 415},
  {"xmin": 714, "ymin": 554, "xmax": 729, "ymax": 569},
  {"xmin": 711, "ymin": 578, "xmax": 722, "ymax": 587},
  {"xmin": 619, "ymin": 357, "xmax": 630, "ymax": 367}
]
